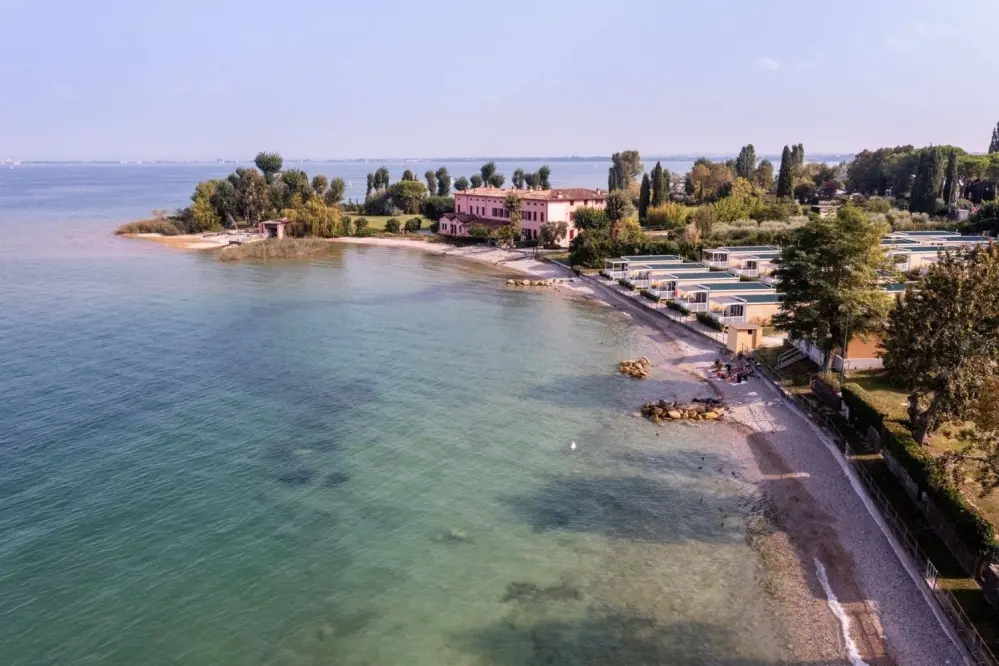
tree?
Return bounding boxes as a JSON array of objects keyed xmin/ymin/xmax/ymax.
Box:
[
  {"xmin": 189, "ymin": 180, "xmax": 223, "ymax": 232},
  {"xmin": 424, "ymin": 170, "xmax": 437, "ymax": 196},
  {"xmin": 604, "ymin": 190, "xmax": 634, "ymax": 223},
  {"xmin": 210, "ymin": 179, "xmax": 239, "ymax": 227},
  {"xmin": 404, "ymin": 217, "xmax": 422, "ymax": 233},
  {"xmin": 254, "ymin": 152, "xmax": 283, "ymax": 183},
  {"xmin": 693, "ymin": 204, "xmax": 715, "ymax": 238},
  {"xmin": 326, "ymin": 177, "xmax": 346, "ymax": 205},
  {"xmin": 524, "ymin": 172, "xmax": 539, "ymax": 189},
  {"xmin": 454, "ymin": 176, "xmax": 470, "ymax": 191},
  {"xmin": 609, "ymin": 151, "xmax": 643, "ymax": 191},
  {"xmin": 401, "ymin": 169, "xmax": 416, "ymax": 182},
  {"xmin": 846, "ymin": 145, "xmax": 915, "ymax": 195},
  {"xmin": 488, "ymin": 173, "xmax": 505, "ymax": 188},
  {"xmin": 771, "ymin": 205, "xmax": 892, "ymax": 373},
  {"xmin": 366, "ymin": 173, "xmax": 375, "ymax": 195},
  {"xmin": 755, "ymin": 159, "xmax": 774, "ymax": 191},
  {"xmin": 435, "ymin": 167, "xmax": 451, "ymax": 196},
  {"xmin": 688, "ymin": 159, "xmax": 733, "ymax": 200},
  {"xmin": 734, "ymin": 144, "xmax": 757, "ymax": 180},
  {"xmin": 990, "ymin": 122, "xmax": 999, "ymax": 153},
  {"xmin": 607, "ymin": 167, "xmax": 618, "ymax": 192},
  {"xmin": 285, "ymin": 197, "xmax": 343, "ymax": 238},
  {"xmin": 512, "ymin": 169, "xmax": 525, "ymax": 189},
  {"xmin": 651, "ymin": 161, "xmax": 669, "ymax": 207},
  {"xmin": 385, "ymin": 218, "xmax": 401, "ymax": 233},
  {"xmin": 940, "ymin": 379, "xmax": 999, "ymax": 494},
  {"xmin": 943, "ymin": 149, "xmax": 958, "ymax": 205},
  {"xmin": 910, "ymin": 148, "xmax": 942, "ymax": 214},
  {"xmin": 538, "ymin": 165, "xmax": 552, "ymax": 190},
  {"xmin": 227, "ymin": 168, "xmax": 270, "ymax": 224},
  {"xmin": 420, "ymin": 196, "xmax": 455, "ymax": 223},
  {"xmin": 791, "ymin": 143, "xmax": 805, "ymax": 171},
  {"xmin": 612, "ymin": 218, "xmax": 644, "ymax": 244},
  {"xmin": 390, "ymin": 180, "xmax": 427, "ymax": 214},
  {"xmin": 469, "ymin": 174, "xmax": 484, "ymax": 188},
  {"xmin": 572, "ymin": 207, "xmax": 609, "ymax": 232},
  {"xmin": 539, "ymin": 221, "xmax": 568, "ymax": 247},
  {"xmin": 311, "ymin": 175, "xmax": 328, "ymax": 197},
  {"xmin": 499, "ymin": 192, "xmax": 523, "ymax": 247},
  {"xmin": 776, "ymin": 145, "xmax": 794, "ymax": 198},
  {"xmin": 280, "ymin": 169, "xmax": 312, "ymax": 205},
  {"xmin": 480, "ymin": 162, "xmax": 496, "ymax": 186},
  {"xmin": 638, "ymin": 173, "xmax": 651, "ymax": 221},
  {"xmin": 375, "ymin": 166, "xmax": 391, "ymax": 190},
  {"xmin": 882, "ymin": 245, "xmax": 999, "ymax": 444}
]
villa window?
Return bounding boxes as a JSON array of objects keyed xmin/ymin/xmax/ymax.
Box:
[
  {"xmin": 569, "ymin": 229, "xmax": 575, "ymax": 239},
  {"xmin": 570, "ymin": 200, "xmax": 575, "ymax": 205},
  {"xmin": 540, "ymin": 213, "xmax": 545, "ymax": 222},
  {"xmin": 569, "ymin": 212, "xmax": 575, "ymax": 222}
]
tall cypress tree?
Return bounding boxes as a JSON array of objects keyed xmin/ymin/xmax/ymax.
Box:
[
  {"xmin": 910, "ymin": 148, "xmax": 942, "ymax": 214},
  {"xmin": 608, "ymin": 167, "xmax": 618, "ymax": 191},
  {"xmin": 776, "ymin": 146, "xmax": 794, "ymax": 199},
  {"xmin": 651, "ymin": 161, "xmax": 668, "ymax": 207},
  {"xmin": 734, "ymin": 144, "xmax": 757, "ymax": 180},
  {"xmin": 794, "ymin": 143, "xmax": 805, "ymax": 170},
  {"xmin": 638, "ymin": 173, "xmax": 651, "ymax": 221},
  {"xmin": 990, "ymin": 123, "xmax": 999, "ymax": 153},
  {"xmin": 943, "ymin": 149, "xmax": 958, "ymax": 205}
]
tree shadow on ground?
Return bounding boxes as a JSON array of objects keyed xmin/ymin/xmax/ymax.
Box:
[
  {"xmin": 501, "ymin": 474, "xmax": 740, "ymax": 544},
  {"xmin": 460, "ymin": 609, "xmax": 850, "ymax": 666}
]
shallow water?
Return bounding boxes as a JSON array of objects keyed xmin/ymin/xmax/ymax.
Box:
[{"xmin": 0, "ymin": 168, "xmax": 789, "ymax": 665}]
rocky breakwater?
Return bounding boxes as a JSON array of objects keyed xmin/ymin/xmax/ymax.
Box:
[
  {"xmin": 506, "ymin": 278, "xmax": 556, "ymax": 287},
  {"xmin": 641, "ymin": 397, "xmax": 726, "ymax": 423},
  {"xmin": 618, "ymin": 357, "xmax": 651, "ymax": 379}
]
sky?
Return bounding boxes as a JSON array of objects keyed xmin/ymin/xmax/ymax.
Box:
[{"xmin": 1, "ymin": 0, "xmax": 996, "ymax": 161}]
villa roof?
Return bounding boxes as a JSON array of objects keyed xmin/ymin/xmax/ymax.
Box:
[
  {"xmin": 439, "ymin": 212, "xmax": 509, "ymax": 229},
  {"xmin": 460, "ymin": 186, "xmax": 607, "ymax": 201}
]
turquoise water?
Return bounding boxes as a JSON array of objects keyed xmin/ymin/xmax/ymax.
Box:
[{"xmin": 0, "ymin": 169, "xmax": 788, "ymax": 665}]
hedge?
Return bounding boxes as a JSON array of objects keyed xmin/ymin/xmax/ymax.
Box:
[
  {"xmin": 696, "ymin": 312, "xmax": 726, "ymax": 331},
  {"xmin": 641, "ymin": 289, "xmax": 659, "ymax": 302},
  {"xmin": 881, "ymin": 422, "xmax": 997, "ymax": 558},
  {"xmin": 841, "ymin": 383, "xmax": 908, "ymax": 435},
  {"xmin": 666, "ymin": 301, "xmax": 690, "ymax": 315},
  {"xmin": 618, "ymin": 278, "xmax": 634, "ymax": 290}
]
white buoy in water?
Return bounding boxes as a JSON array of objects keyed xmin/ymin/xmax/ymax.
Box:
[{"xmin": 570, "ymin": 441, "xmax": 577, "ymax": 451}]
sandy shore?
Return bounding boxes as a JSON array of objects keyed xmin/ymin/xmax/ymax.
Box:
[
  {"xmin": 121, "ymin": 233, "xmax": 571, "ymax": 279},
  {"xmin": 587, "ymin": 278, "xmax": 966, "ymax": 666}
]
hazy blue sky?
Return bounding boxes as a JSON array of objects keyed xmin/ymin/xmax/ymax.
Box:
[{"xmin": 1, "ymin": 0, "xmax": 996, "ymax": 160}]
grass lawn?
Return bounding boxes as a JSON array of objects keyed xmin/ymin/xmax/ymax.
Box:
[{"xmin": 344, "ymin": 214, "xmax": 429, "ymax": 232}]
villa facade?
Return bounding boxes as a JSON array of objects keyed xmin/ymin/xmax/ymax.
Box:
[{"xmin": 441, "ymin": 186, "xmax": 608, "ymax": 247}]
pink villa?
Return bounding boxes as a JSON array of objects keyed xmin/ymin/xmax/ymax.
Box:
[{"xmin": 438, "ymin": 186, "xmax": 608, "ymax": 247}]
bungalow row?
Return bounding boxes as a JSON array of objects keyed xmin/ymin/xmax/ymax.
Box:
[
  {"xmin": 700, "ymin": 246, "xmax": 780, "ymax": 282},
  {"xmin": 602, "ymin": 252, "xmax": 783, "ymax": 325}
]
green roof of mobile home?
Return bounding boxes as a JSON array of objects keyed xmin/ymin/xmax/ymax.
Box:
[
  {"xmin": 622, "ymin": 254, "xmax": 680, "ymax": 261},
  {"xmin": 906, "ymin": 246, "xmax": 949, "ymax": 253},
  {"xmin": 634, "ymin": 262, "xmax": 706, "ymax": 270},
  {"xmin": 667, "ymin": 272, "xmax": 739, "ymax": 281},
  {"xmin": 881, "ymin": 237, "xmax": 919, "ymax": 245},
  {"xmin": 692, "ymin": 282, "xmax": 774, "ymax": 292},
  {"xmin": 882, "ymin": 283, "xmax": 906, "ymax": 293},
  {"xmin": 735, "ymin": 294, "xmax": 784, "ymax": 304},
  {"xmin": 716, "ymin": 245, "xmax": 779, "ymax": 252},
  {"xmin": 894, "ymin": 230, "xmax": 959, "ymax": 237}
]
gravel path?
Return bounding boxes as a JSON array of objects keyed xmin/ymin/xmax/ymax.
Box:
[{"xmin": 585, "ymin": 277, "xmax": 968, "ymax": 666}]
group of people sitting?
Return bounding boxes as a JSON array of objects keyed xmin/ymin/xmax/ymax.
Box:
[{"xmin": 711, "ymin": 352, "xmax": 757, "ymax": 385}]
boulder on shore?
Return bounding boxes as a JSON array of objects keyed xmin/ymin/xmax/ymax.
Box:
[
  {"xmin": 618, "ymin": 357, "xmax": 651, "ymax": 379},
  {"xmin": 506, "ymin": 278, "xmax": 555, "ymax": 287},
  {"xmin": 640, "ymin": 400, "xmax": 725, "ymax": 423}
]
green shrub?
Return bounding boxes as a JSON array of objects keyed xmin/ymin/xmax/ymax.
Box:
[
  {"xmin": 666, "ymin": 301, "xmax": 690, "ymax": 315},
  {"xmin": 384, "ymin": 218, "xmax": 401, "ymax": 233},
  {"xmin": 354, "ymin": 226, "xmax": 376, "ymax": 237},
  {"xmin": 641, "ymin": 289, "xmax": 659, "ymax": 302},
  {"xmin": 115, "ymin": 219, "xmax": 184, "ymax": 235},
  {"xmin": 618, "ymin": 278, "xmax": 633, "ymax": 290},
  {"xmin": 404, "ymin": 217, "xmax": 422, "ymax": 233},
  {"xmin": 881, "ymin": 422, "xmax": 997, "ymax": 558},
  {"xmin": 696, "ymin": 312, "xmax": 725, "ymax": 331}
]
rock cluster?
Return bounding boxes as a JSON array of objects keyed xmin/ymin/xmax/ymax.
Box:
[
  {"xmin": 507, "ymin": 279, "xmax": 555, "ymax": 287},
  {"xmin": 640, "ymin": 398, "xmax": 725, "ymax": 422},
  {"xmin": 618, "ymin": 357, "xmax": 651, "ymax": 379}
]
